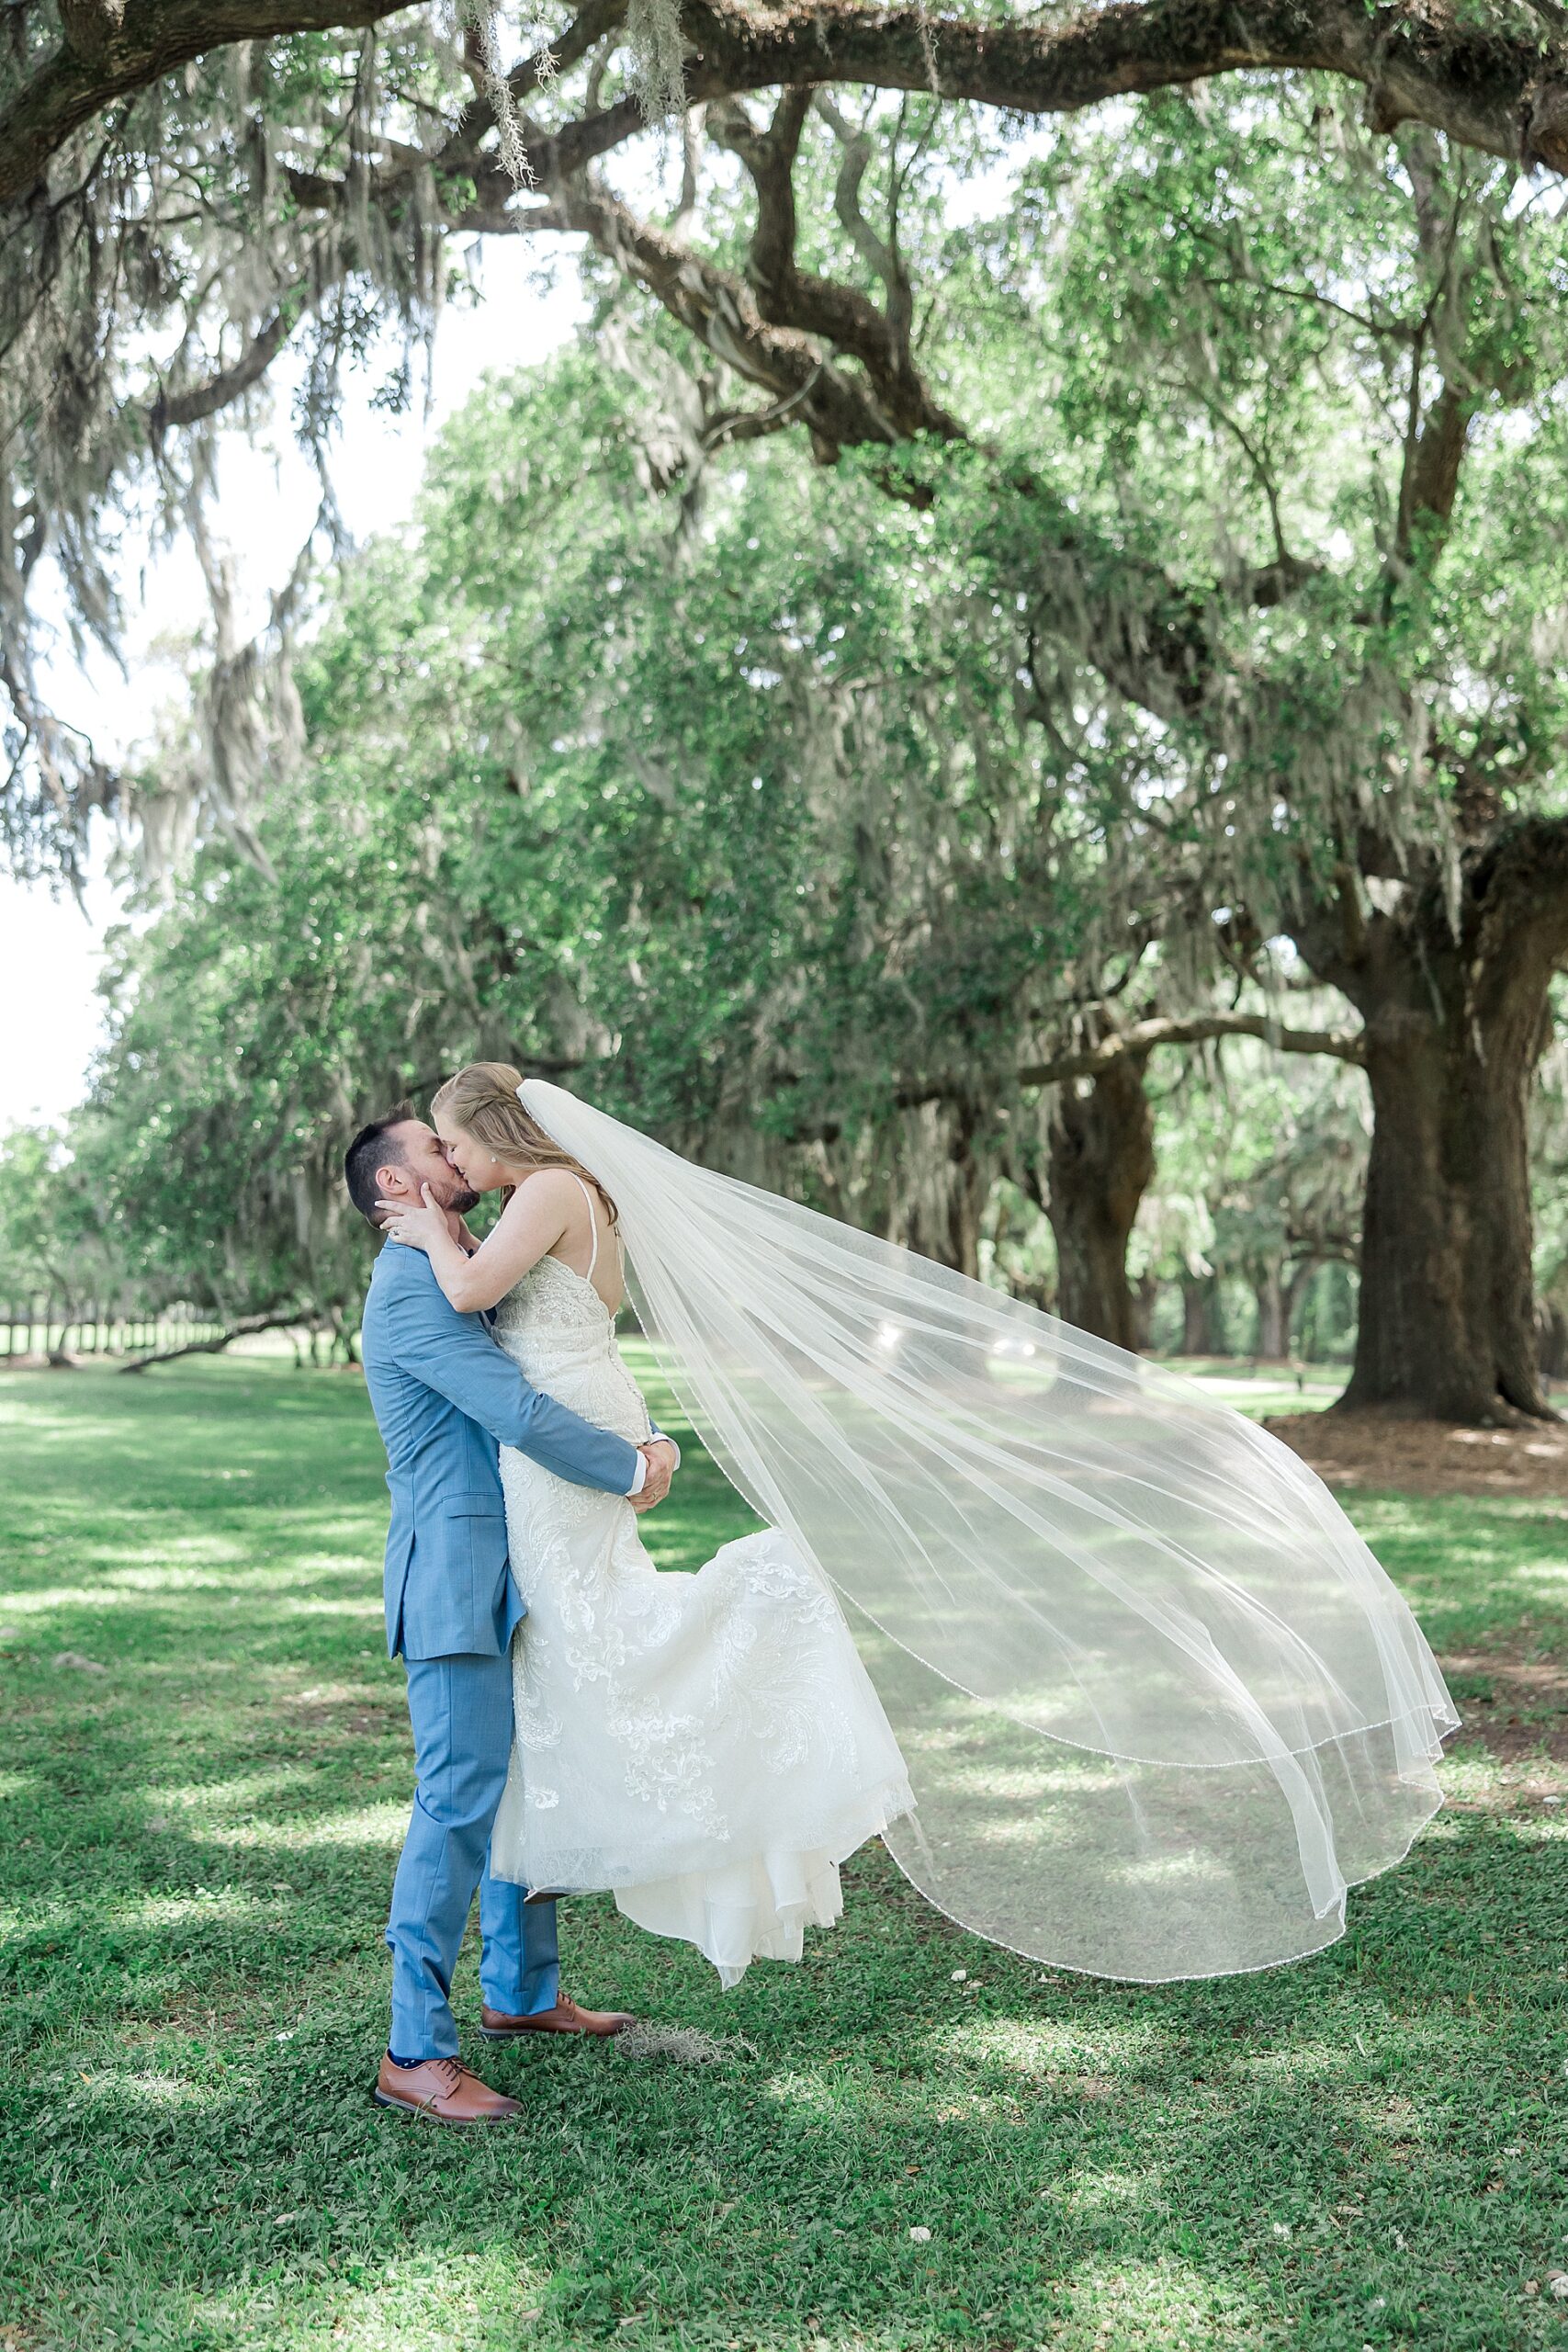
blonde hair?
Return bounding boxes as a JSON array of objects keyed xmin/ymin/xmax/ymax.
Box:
[{"xmin": 430, "ymin": 1062, "xmax": 617, "ymax": 1222}]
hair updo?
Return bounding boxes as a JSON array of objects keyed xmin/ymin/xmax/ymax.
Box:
[{"xmin": 430, "ymin": 1061, "xmax": 617, "ymax": 1221}]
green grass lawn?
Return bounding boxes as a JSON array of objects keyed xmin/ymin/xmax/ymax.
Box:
[{"xmin": 1, "ymin": 1354, "xmax": 1565, "ymax": 2352}]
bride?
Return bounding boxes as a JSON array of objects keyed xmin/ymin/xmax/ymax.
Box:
[
  {"xmin": 381, "ymin": 1060, "xmax": 915, "ymax": 1986},
  {"xmin": 382, "ymin": 1059, "xmax": 1458, "ymax": 1991}
]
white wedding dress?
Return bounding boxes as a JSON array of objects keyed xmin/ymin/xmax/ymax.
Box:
[{"xmin": 487, "ymin": 1191, "xmax": 916, "ymax": 1986}]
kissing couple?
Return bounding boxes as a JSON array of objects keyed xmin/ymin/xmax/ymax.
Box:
[{"xmin": 345, "ymin": 1061, "xmax": 1459, "ymax": 2127}]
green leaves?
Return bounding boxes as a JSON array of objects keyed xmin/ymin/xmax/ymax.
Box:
[{"xmin": 70, "ymin": 338, "xmax": 1130, "ymax": 1303}]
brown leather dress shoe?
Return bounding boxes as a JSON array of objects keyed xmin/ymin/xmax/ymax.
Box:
[
  {"xmin": 373, "ymin": 2053, "xmax": 522, "ymax": 2124},
  {"xmin": 479, "ymin": 1992, "xmax": 636, "ymax": 2040}
]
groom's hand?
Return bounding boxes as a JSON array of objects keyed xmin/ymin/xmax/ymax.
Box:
[{"xmin": 630, "ymin": 1439, "xmax": 677, "ymax": 1513}]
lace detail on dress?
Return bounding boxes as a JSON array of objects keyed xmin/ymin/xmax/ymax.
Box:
[{"xmin": 486, "ymin": 1247, "xmax": 915, "ymax": 1983}]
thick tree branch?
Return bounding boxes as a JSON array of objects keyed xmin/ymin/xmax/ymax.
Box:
[
  {"xmin": 118, "ymin": 1306, "xmax": 307, "ymax": 1371},
  {"xmin": 1, "ymin": 0, "xmax": 412, "ymax": 205},
  {"xmin": 303, "ymin": 121, "xmax": 1241, "ymax": 686},
  {"xmin": 677, "ymin": 0, "xmax": 1568, "ymax": 178},
  {"xmin": 6, "ymin": 0, "xmax": 1565, "ymax": 216},
  {"xmin": 776, "ymin": 1011, "xmax": 1366, "ymax": 1141},
  {"xmin": 56, "ymin": 0, "xmax": 128, "ymax": 65},
  {"xmin": 1396, "ymin": 379, "xmax": 1475, "ymax": 554},
  {"xmin": 151, "ymin": 299, "xmax": 301, "ymax": 435},
  {"xmin": 709, "ymin": 85, "xmax": 956, "ymax": 438},
  {"xmin": 1008, "ymin": 1010, "xmax": 1367, "ymax": 1089},
  {"xmin": 708, "ymin": 88, "xmax": 812, "ymax": 295},
  {"xmin": 545, "ymin": 177, "xmax": 922, "ymax": 460},
  {"xmin": 816, "ymin": 93, "xmax": 899, "ymax": 290}
]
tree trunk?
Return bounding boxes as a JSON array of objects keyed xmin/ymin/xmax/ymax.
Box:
[
  {"xmin": 1348, "ymin": 1012, "xmax": 1549, "ymax": 1419},
  {"xmin": 1252, "ymin": 1261, "xmax": 1290, "ymax": 1360},
  {"xmin": 1132, "ymin": 1272, "xmax": 1161, "ymax": 1352},
  {"xmin": 1179, "ymin": 1273, "xmax": 1226, "ymax": 1357},
  {"xmin": 890, "ymin": 1101, "xmax": 993, "ymax": 1278},
  {"xmin": 1294, "ymin": 820, "xmax": 1568, "ymax": 1423},
  {"xmin": 1283, "ymin": 1259, "xmax": 1317, "ymax": 1356},
  {"xmin": 1042, "ymin": 1054, "xmax": 1156, "ymax": 1350}
]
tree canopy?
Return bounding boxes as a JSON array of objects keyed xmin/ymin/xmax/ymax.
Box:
[
  {"xmin": 5, "ymin": 0, "xmax": 1567, "ymax": 864},
  {"xmin": 34, "ymin": 324, "xmax": 1340, "ymax": 1329},
  {"xmin": 7, "ymin": 43, "xmax": 1568, "ymax": 1417}
]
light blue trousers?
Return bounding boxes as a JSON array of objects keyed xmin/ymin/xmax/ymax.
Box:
[{"xmin": 387, "ymin": 1648, "xmax": 559, "ymax": 2063}]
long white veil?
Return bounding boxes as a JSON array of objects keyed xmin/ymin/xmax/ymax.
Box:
[{"xmin": 522, "ymin": 1078, "xmax": 1458, "ymax": 1983}]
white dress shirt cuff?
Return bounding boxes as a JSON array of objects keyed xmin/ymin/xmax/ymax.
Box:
[{"xmin": 626, "ymin": 1433, "xmax": 679, "ymax": 1497}]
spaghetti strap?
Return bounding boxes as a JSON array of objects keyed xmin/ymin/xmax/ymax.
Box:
[{"xmin": 570, "ymin": 1172, "xmax": 600, "ymax": 1283}]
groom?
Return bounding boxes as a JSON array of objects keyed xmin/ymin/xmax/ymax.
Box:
[{"xmin": 345, "ymin": 1104, "xmax": 678, "ymax": 2126}]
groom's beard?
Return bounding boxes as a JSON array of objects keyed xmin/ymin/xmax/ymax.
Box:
[{"xmin": 423, "ymin": 1170, "xmax": 479, "ymax": 1216}]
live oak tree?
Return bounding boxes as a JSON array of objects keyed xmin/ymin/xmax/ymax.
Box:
[
  {"xmin": 71, "ymin": 354, "xmax": 1087, "ymax": 1300},
  {"xmin": 1040, "ymin": 1044, "xmax": 1157, "ymax": 1357},
  {"xmin": 701, "ymin": 82, "xmax": 1564, "ymax": 1416},
  {"xmin": 741, "ymin": 82, "xmax": 1566, "ymax": 1411},
  {"xmin": 5, "ymin": 0, "xmax": 1568, "ymax": 862},
  {"xmin": 994, "ymin": 96, "xmax": 1568, "ymax": 1420},
  {"xmin": 8, "ymin": 6, "xmax": 1567, "ymax": 1412},
  {"xmin": 983, "ymin": 982, "xmax": 1367, "ymax": 1347},
  {"xmin": 0, "ymin": 1125, "xmax": 124, "ymax": 1351},
  {"xmin": 73, "ymin": 345, "xmax": 1322, "ymax": 1316},
  {"xmin": 935, "ymin": 1022, "xmax": 1369, "ymax": 1351},
  {"xmin": 6, "ymin": 0, "xmax": 1568, "ymax": 219}
]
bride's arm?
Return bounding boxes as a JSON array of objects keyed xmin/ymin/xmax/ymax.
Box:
[{"xmin": 380, "ymin": 1172, "xmax": 576, "ymax": 1315}]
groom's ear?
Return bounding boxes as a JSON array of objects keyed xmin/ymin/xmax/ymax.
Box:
[{"xmin": 376, "ymin": 1161, "xmax": 412, "ymax": 1202}]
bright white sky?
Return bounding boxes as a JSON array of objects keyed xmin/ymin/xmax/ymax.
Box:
[{"xmin": 0, "ymin": 239, "xmax": 590, "ymax": 1128}]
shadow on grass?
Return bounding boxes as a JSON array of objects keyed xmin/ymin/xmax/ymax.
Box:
[
  {"xmin": 2, "ymin": 1363, "xmax": 1566, "ymax": 2351},
  {"xmin": 6, "ymin": 1821, "xmax": 1565, "ymax": 2351}
]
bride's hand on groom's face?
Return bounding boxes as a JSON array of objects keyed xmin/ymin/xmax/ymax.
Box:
[{"xmin": 378, "ymin": 1183, "xmax": 449, "ymax": 1253}]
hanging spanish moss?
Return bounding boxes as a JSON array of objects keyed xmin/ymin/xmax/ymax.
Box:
[
  {"xmin": 441, "ymin": 0, "xmax": 539, "ymax": 185},
  {"xmin": 0, "ymin": 0, "xmax": 716, "ymax": 872},
  {"xmin": 625, "ymin": 0, "xmax": 689, "ymax": 123}
]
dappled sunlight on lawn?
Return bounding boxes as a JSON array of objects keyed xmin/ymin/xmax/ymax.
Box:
[
  {"xmin": 941, "ymin": 2012, "xmax": 1171, "ymax": 2078},
  {"xmin": 2, "ymin": 1360, "xmax": 1566, "ymax": 2350},
  {"xmin": 196, "ymin": 2244, "xmax": 558, "ymax": 2352},
  {"xmin": 0, "ymin": 1405, "xmax": 130, "ymax": 1442},
  {"xmin": 1233, "ymin": 2039, "xmax": 1361, "ymax": 2085},
  {"xmin": 1050, "ymin": 2254, "xmax": 1274, "ymax": 2347},
  {"xmin": 1060, "ymin": 2163, "xmax": 1166, "ymax": 2212},
  {"xmin": 96, "ymin": 1555, "xmax": 258, "ymax": 1588},
  {"xmin": 67, "ymin": 1888, "xmax": 273, "ymax": 1931},
  {"xmin": 276, "ymin": 1594, "xmax": 389, "ymax": 1622},
  {"xmin": 76, "ymin": 2065, "xmax": 231, "ymax": 2113},
  {"xmin": 0, "ymin": 1578, "xmax": 209, "ymax": 1613},
  {"xmin": 1438, "ymin": 1750, "xmax": 1508, "ymax": 1802},
  {"xmin": 1517, "ymin": 1559, "xmax": 1568, "ymax": 1589},
  {"xmin": 215, "ymin": 1802, "xmax": 407, "ymax": 1851},
  {"xmin": 96, "ymin": 1547, "xmax": 378, "ymax": 1589},
  {"xmin": 141, "ymin": 1769, "xmax": 318, "ymax": 1816},
  {"xmin": 1497, "ymin": 1813, "xmax": 1568, "ymax": 1844}
]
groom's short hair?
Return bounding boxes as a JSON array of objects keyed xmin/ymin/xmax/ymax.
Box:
[{"xmin": 344, "ymin": 1103, "xmax": 417, "ymax": 1225}]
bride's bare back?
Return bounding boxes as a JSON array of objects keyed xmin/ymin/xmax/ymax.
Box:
[{"xmin": 548, "ymin": 1170, "xmax": 625, "ymax": 1316}]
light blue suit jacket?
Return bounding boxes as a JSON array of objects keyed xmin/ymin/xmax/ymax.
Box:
[{"xmin": 360, "ymin": 1243, "xmax": 643, "ymax": 1660}]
